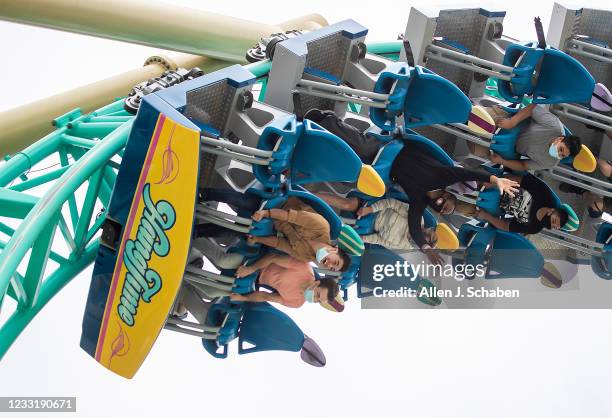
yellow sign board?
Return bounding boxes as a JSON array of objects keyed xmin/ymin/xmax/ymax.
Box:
[{"xmin": 94, "ymin": 113, "xmax": 199, "ymax": 378}]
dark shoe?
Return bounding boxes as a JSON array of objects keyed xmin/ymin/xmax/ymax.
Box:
[{"xmin": 559, "ymin": 182, "xmax": 586, "ymax": 195}]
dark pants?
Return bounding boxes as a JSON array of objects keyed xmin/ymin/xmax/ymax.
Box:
[
  {"xmin": 200, "ymin": 188, "xmax": 261, "ymax": 214},
  {"xmin": 196, "ymin": 188, "xmax": 261, "ymax": 242}
]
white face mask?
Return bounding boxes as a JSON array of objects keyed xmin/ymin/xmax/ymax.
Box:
[
  {"xmin": 304, "ymin": 288, "xmax": 315, "ymax": 303},
  {"xmin": 315, "ymin": 247, "xmax": 329, "ymax": 264}
]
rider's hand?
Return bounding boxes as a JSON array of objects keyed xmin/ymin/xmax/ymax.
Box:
[
  {"xmin": 492, "ymin": 176, "xmax": 520, "ymax": 198},
  {"xmin": 356, "ymin": 206, "xmax": 373, "ymax": 219},
  {"xmin": 251, "ymin": 210, "xmax": 267, "ymax": 222},
  {"xmin": 229, "ymin": 293, "xmax": 247, "ymax": 301},
  {"xmin": 246, "ymin": 235, "xmax": 258, "ymax": 245},
  {"xmin": 422, "ymin": 245, "xmax": 444, "ymax": 266},
  {"xmin": 496, "ymin": 118, "xmax": 514, "ymax": 130},
  {"xmin": 236, "ymin": 265, "xmax": 254, "ymax": 278}
]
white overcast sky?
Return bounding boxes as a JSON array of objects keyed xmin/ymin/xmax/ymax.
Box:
[{"xmin": 1, "ymin": 1, "xmax": 612, "ymax": 418}]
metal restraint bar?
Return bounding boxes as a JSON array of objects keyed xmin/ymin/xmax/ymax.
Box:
[
  {"xmin": 294, "ymin": 78, "xmax": 390, "ymax": 109},
  {"xmin": 431, "ymin": 122, "xmax": 612, "ymax": 198},
  {"xmin": 431, "ymin": 123, "xmax": 493, "ymax": 148},
  {"xmin": 566, "ymin": 38, "xmax": 612, "ymax": 65},
  {"xmin": 446, "ymin": 192, "xmax": 605, "ymax": 257},
  {"xmin": 195, "ymin": 203, "xmax": 253, "ymax": 234},
  {"xmin": 543, "ymin": 166, "xmax": 612, "ymax": 198},
  {"xmin": 164, "ymin": 317, "xmax": 222, "ymax": 339},
  {"xmin": 425, "ymin": 43, "xmax": 515, "ymax": 81},
  {"xmin": 539, "ymin": 229, "xmax": 604, "ymax": 257},
  {"xmin": 201, "ymin": 135, "xmax": 274, "ymax": 166},
  {"xmin": 551, "ymin": 103, "xmax": 612, "ymax": 132}
]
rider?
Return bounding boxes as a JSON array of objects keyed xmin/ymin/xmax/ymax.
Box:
[
  {"xmin": 316, "ymin": 193, "xmax": 438, "ymax": 251},
  {"xmin": 477, "ymin": 104, "xmax": 582, "ymax": 171},
  {"xmin": 390, "ymin": 141, "xmax": 519, "ymax": 264},
  {"xmin": 228, "ymin": 253, "xmax": 340, "ymax": 309}
]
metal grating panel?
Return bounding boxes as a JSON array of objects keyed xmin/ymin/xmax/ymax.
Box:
[
  {"xmin": 573, "ymin": 8, "xmax": 612, "ymax": 86},
  {"xmin": 426, "ymin": 9, "xmax": 490, "ymax": 94},
  {"xmin": 305, "ymin": 32, "xmax": 352, "ymax": 80},
  {"xmin": 299, "ymin": 94, "xmax": 336, "ymax": 114},
  {"xmin": 184, "ymin": 81, "xmax": 236, "ymax": 132}
]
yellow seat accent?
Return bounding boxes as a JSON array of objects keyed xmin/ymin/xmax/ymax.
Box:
[
  {"xmin": 357, "ymin": 164, "xmax": 385, "ymax": 197},
  {"xmin": 435, "ymin": 223, "xmax": 459, "ymax": 250},
  {"xmin": 573, "ymin": 144, "xmax": 596, "ymax": 173}
]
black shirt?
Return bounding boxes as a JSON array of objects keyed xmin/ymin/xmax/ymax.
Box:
[
  {"xmin": 505, "ymin": 174, "xmax": 554, "ymax": 235},
  {"xmin": 390, "ymin": 143, "xmax": 491, "ymax": 248}
]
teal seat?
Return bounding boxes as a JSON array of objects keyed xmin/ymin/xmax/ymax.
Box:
[
  {"xmin": 403, "ymin": 66, "xmax": 471, "ymax": 128},
  {"xmin": 488, "ymin": 230, "xmax": 544, "ymax": 278},
  {"xmin": 498, "ymin": 42, "xmax": 595, "ymax": 105},
  {"xmin": 489, "ymin": 106, "xmax": 524, "ymax": 161},
  {"xmin": 290, "ymin": 119, "xmax": 363, "ymax": 186},
  {"xmin": 252, "ymin": 115, "xmax": 299, "ymax": 191},
  {"xmin": 476, "ymin": 188, "xmax": 503, "ymax": 217},
  {"xmin": 498, "ymin": 42, "xmax": 544, "ymax": 103},
  {"xmin": 237, "ymin": 302, "xmax": 305, "ymax": 355},
  {"xmin": 592, "ymin": 223, "xmax": 612, "ymax": 280},
  {"xmin": 532, "ymin": 48, "xmax": 595, "ymax": 104},
  {"xmin": 371, "ymin": 140, "xmax": 404, "ymax": 186},
  {"xmin": 457, "ymin": 223, "xmax": 544, "ymax": 279},
  {"xmin": 369, "ymin": 62, "xmax": 412, "ymax": 130},
  {"xmin": 202, "ymin": 299, "xmax": 245, "ymax": 359}
]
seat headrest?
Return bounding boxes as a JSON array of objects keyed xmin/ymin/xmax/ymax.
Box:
[
  {"xmin": 572, "ymin": 144, "xmax": 596, "ymax": 173},
  {"xmin": 467, "ymin": 105, "xmax": 496, "ymax": 135},
  {"xmin": 560, "ymin": 203, "xmax": 580, "ymax": 232},
  {"xmin": 337, "ymin": 224, "xmax": 365, "ymax": 256},
  {"xmin": 435, "ymin": 223, "xmax": 459, "ymax": 250}
]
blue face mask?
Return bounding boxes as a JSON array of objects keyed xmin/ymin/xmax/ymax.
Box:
[
  {"xmin": 304, "ymin": 288, "xmax": 315, "ymax": 303},
  {"xmin": 548, "ymin": 143, "xmax": 561, "ymax": 160},
  {"xmin": 588, "ymin": 205, "xmax": 603, "ymax": 219},
  {"xmin": 315, "ymin": 247, "xmax": 329, "ymax": 264}
]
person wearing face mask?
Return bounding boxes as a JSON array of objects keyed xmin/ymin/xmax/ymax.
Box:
[
  {"xmin": 474, "ymin": 173, "xmax": 574, "ymax": 235},
  {"xmin": 228, "ymin": 253, "xmax": 340, "ymax": 308},
  {"xmin": 482, "ymin": 104, "xmax": 582, "ymax": 172},
  {"xmin": 195, "ymin": 190, "xmax": 352, "ymax": 272},
  {"xmin": 559, "ymin": 157, "xmax": 612, "ymax": 219},
  {"xmin": 389, "ymin": 141, "xmax": 520, "ymax": 264},
  {"xmin": 248, "ymin": 197, "xmax": 352, "ymax": 272},
  {"xmin": 315, "ymin": 193, "xmax": 439, "ymax": 250}
]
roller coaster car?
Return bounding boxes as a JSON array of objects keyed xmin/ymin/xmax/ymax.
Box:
[
  {"xmin": 80, "ymin": 62, "xmax": 383, "ymax": 378},
  {"xmin": 498, "ymin": 42, "xmax": 595, "ymax": 105},
  {"xmin": 592, "ymin": 223, "xmax": 612, "ymax": 280},
  {"xmin": 456, "ymin": 223, "xmax": 544, "ymax": 279}
]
